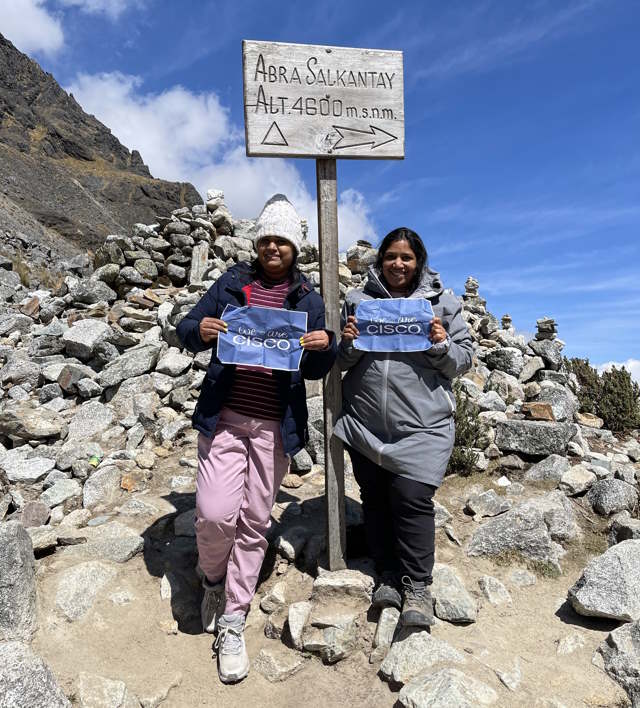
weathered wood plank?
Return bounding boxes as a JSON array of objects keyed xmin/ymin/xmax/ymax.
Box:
[
  {"xmin": 316, "ymin": 158, "xmax": 346, "ymax": 570},
  {"xmin": 243, "ymin": 40, "xmax": 404, "ymax": 159}
]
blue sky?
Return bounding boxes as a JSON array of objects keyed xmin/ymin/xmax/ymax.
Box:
[{"xmin": 1, "ymin": 0, "xmax": 639, "ymax": 376}]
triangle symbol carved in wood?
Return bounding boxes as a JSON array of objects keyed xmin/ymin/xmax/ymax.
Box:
[{"xmin": 261, "ymin": 121, "xmax": 288, "ymax": 146}]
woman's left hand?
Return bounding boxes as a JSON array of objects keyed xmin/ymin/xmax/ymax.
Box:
[
  {"xmin": 429, "ymin": 317, "xmax": 447, "ymax": 344},
  {"xmin": 301, "ymin": 330, "xmax": 330, "ymax": 351}
]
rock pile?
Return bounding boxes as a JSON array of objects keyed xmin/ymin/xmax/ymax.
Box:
[{"xmin": 0, "ymin": 190, "xmax": 638, "ymax": 706}]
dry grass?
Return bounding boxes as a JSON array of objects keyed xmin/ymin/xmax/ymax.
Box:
[
  {"xmin": 490, "ymin": 549, "xmax": 562, "ymax": 578},
  {"xmin": 9, "ymin": 252, "xmax": 65, "ymax": 290}
]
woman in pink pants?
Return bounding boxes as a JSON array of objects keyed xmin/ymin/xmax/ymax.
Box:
[{"xmin": 177, "ymin": 194, "xmax": 337, "ymax": 683}]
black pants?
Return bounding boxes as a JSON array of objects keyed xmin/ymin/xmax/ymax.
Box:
[{"xmin": 347, "ymin": 446, "xmax": 436, "ymax": 585}]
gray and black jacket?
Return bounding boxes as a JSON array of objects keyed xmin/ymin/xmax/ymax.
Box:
[{"xmin": 333, "ymin": 265, "xmax": 473, "ymax": 487}]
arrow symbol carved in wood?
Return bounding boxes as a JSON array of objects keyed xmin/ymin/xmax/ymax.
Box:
[{"xmin": 331, "ymin": 125, "xmax": 398, "ymax": 150}]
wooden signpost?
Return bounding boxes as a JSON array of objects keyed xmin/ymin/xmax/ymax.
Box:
[{"xmin": 243, "ymin": 39, "xmax": 405, "ymax": 569}]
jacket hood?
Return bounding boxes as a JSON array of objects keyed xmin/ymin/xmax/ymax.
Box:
[{"xmin": 364, "ymin": 264, "xmax": 444, "ymax": 300}]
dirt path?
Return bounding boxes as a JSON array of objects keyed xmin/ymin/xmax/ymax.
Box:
[{"xmin": 32, "ymin": 458, "xmax": 628, "ymax": 708}]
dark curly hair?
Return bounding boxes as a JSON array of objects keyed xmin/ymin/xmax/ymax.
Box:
[{"xmin": 375, "ymin": 227, "xmax": 427, "ymax": 293}]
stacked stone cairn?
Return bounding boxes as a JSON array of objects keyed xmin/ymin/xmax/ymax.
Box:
[{"xmin": 0, "ymin": 190, "xmax": 638, "ymax": 706}]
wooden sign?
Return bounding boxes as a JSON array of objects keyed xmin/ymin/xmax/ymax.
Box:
[{"xmin": 243, "ymin": 40, "xmax": 404, "ymax": 159}]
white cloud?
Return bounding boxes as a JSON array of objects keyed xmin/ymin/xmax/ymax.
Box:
[
  {"xmin": 66, "ymin": 71, "xmax": 377, "ymax": 250},
  {"xmin": 57, "ymin": 0, "xmax": 140, "ymax": 21},
  {"xmin": 0, "ymin": 0, "xmax": 64, "ymax": 57},
  {"xmin": 597, "ymin": 359, "xmax": 640, "ymax": 384}
]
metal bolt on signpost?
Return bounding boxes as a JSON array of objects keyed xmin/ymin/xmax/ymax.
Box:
[{"xmin": 243, "ymin": 40, "xmax": 405, "ymax": 569}]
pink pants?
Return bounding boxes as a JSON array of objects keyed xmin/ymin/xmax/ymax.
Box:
[{"xmin": 195, "ymin": 407, "xmax": 289, "ymax": 615}]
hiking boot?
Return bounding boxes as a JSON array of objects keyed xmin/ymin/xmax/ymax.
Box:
[
  {"xmin": 371, "ymin": 572, "xmax": 402, "ymax": 610},
  {"xmin": 400, "ymin": 575, "xmax": 434, "ymax": 628},
  {"xmin": 214, "ymin": 613, "xmax": 250, "ymax": 683},
  {"xmin": 201, "ymin": 576, "xmax": 225, "ymax": 634}
]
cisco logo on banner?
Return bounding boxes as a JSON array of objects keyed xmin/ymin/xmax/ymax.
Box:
[
  {"xmin": 232, "ymin": 334, "xmax": 292, "ymax": 351},
  {"xmin": 365, "ymin": 322, "xmax": 424, "ymax": 336}
]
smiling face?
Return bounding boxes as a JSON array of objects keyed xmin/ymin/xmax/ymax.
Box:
[
  {"xmin": 381, "ymin": 238, "xmax": 418, "ymax": 293},
  {"xmin": 256, "ymin": 236, "xmax": 295, "ymax": 279}
]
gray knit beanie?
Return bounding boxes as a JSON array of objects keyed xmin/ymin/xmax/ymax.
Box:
[{"xmin": 254, "ymin": 194, "xmax": 303, "ymax": 255}]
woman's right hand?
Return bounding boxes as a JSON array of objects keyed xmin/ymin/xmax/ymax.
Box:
[
  {"xmin": 199, "ymin": 317, "xmax": 228, "ymax": 343},
  {"xmin": 341, "ymin": 315, "xmax": 360, "ymax": 343}
]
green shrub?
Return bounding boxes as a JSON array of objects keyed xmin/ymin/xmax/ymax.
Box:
[
  {"xmin": 565, "ymin": 357, "xmax": 600, "ymax": 414},
  {"xmin": 599, "ymin": 366, "xmax": 640, "ymax": 432},
  {"xmin": 447, "ymin": 380, "xmax": 488, "ymax": 476},
  {"xmin": 566, "ymin": 358, "xmax": 640, "ymax": 432}
]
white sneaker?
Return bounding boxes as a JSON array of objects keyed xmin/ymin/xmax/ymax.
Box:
[
  {"xmin": 201, "ymin": 576, "xmax": 225, "ymax": 634},
  {"xmin": 215, "ymin": 614, "xmax": 249, "ymax": 683}
]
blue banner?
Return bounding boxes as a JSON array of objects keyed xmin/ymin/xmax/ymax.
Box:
[
  {"xmin": 353, "ymin": 298, "xmax": 434, "ymax": 352},
  {"xmin": 217, "ymin": 305, "xmax": 308, "ymax": 371}
]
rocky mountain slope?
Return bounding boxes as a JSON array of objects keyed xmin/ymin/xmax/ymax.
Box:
[
  {"xmin": 0, "ymin": 192, "xmax": 639, "ymax": 708},
  {"xmin": 0, "ymin": 33, "xmax": 201, "ymax": 271}
]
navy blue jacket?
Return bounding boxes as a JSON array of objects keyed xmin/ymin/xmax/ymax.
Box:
[{"xmin": 176, "ymin": 262, "xmax": 337, "ymax": 456}]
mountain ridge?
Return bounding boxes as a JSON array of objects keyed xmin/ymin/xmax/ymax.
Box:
[{"xmin": 0, "ymin": 32, "xmax": 202, "ymax": 265}]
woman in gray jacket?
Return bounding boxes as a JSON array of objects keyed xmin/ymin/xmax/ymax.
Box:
[{"xmin": 334, "ymin": 228, "xmax": 473, "ymax": 628}]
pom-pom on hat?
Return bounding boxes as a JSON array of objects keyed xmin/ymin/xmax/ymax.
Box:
[{"xmin": 254, "ymin": 194, "xmax": 302, "ymax": 255}]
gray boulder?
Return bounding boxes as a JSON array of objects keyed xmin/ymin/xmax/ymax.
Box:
[
  {"xmin": 528, "ymin": 338, "xmax": 563, "ymax": 370},
  {"xmin": 302, "ymin": 607, "xmax": 359, "ymax": 663},
  {"xmin": 67, "ymin": 401, "xmax": 115, "ymax": 441},
  {"xmin": 371, "ymin": 606, "xmax": 400, "ymax": 662},
  {"xmin": 476, "ymin": 391, "xmax": 507, "ymax": 413},
  {"xmin": 155, "ymin": 348, "xmax": 192, "ymax": 376},
  {"xmin": 64, "ymin": 522, "xmax": 144, "ymax": 563},
  {"xmin": 486, "ymin": 370, "xmax": 524, "ymax": 403},
  {"xmin": 346, "ymin": 242, "xmax": 377, "ymax": 274},
  {"xmin": 467, "ymin": 503, "xmax": 566, "ymax": 572},
  {"xmin": 0, "ymin": 522, "xmax": 37, "ymax": 641},
  {"xmin": 97, "ymin": 344, "xmax": 162, "ymax": 388},
  {"xmin": 0, "ymin": 313, "xmax": 32, "ymax": 336},
  {"xmin": 55, "ymin": 561, "xmax": 118, "ymax": 621},
  {"xmin": 559, "ymin": 464, "xmax": 596, "ymax": 496},
  {"xmin": 535, "ymin": 384, "xmax": 578, "ymax": 422},
  {"xmin": 62, "ymin": 320, "xmax": 112, "ymax": 361},
  {"xmin": 252, "ymin": 646, "xmax": 307, "ymax": 683},
  {"xmin": 57, "ymin": 362, "xmax": 97, "ymax": 394},
  {"xmin": 587, "ymin": 479, "xmax": 638, "ymax": 516},
  {"xmin": 56, "ymin": 440, "xmax": 103, "ymax": 471},
  {"xmin": 380, "ymin": 627, "xmax": 466, "ymax": 685},
  {"xmin": 311, "ymin": 568, "xmax": 374, "ymax": 604},
  {"xmin": 609, "ymin": 515, "xmax": 640, "ymax": 546},
  {"xmin": 432, "ymin": 564, "xmax": 477, "ymax": 623},
  {"xmin": 597, "ymin": 620, "xmax": 640, "ymax": 707},
  {"xmin": 478, "ymin": 576, "xmax": 512, "ymax": 606},
  {"xmin": 39, "ymin": 479, "xmax": 82, "ymax": 508},
  {"xmin": 69, "ymin": 279, "xmax": 117, "ymax": 305},
  {"xmin": 568, "ymin": 540, "xmax": 640, "ymax": 621},
  {"xmin": 75, "ymin": 671, "xmax": 141, "ymax": 708},
  {"xmin": 519, "ymin": 491, "xmax": 580, "ymax": 543},
  {"xmin": 0, "ymin": 641, "xmax": 70, "ymax": 708},
  {"xmin": 485, "ymin": 347, "xmax": 524, "ymax": 377},
  {"xmin": 0, "ymin": 403, "xmax": 67, "ymax": 442},
  {"xmin": 1, "ymin": 456, "xmax": 55, "ymax": 484},
  {"xmin": 82, "ymin": 465, "xmax": 123, "ymax": 509},
  {"xmin": 465, "ymin": 489, "xmax": 511, "ymax": 518},
  {"xmin": 519, "ymin": 356, "xmax": 545, "ymax": 383},
  {"xmin": 398, "ymin": 668, "xmax": 498, "ymax": 708},
  {"xmin": 495, "ymin": 420, "xmax": 574, "ymax": 456},
  {"xmin": 0, "ymin": 358, "xmax": 41, "ymax": 389},
  {"xmin": 524, "ymin": 454, "xmax": 569, "ymax": 483}
]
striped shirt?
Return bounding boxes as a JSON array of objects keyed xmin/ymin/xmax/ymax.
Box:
[{"xmin": 225, "ymin": 276, "xmax": 292, "ymax": 421}]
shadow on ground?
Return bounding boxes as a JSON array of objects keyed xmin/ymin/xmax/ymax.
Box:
[
  {"xmin": 554, "ymin": 599, "xmax": 621, "ymax": 633},
  {"xmin": 140, "ymin": 490, "xmax": 368, "ymax": 635}
]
